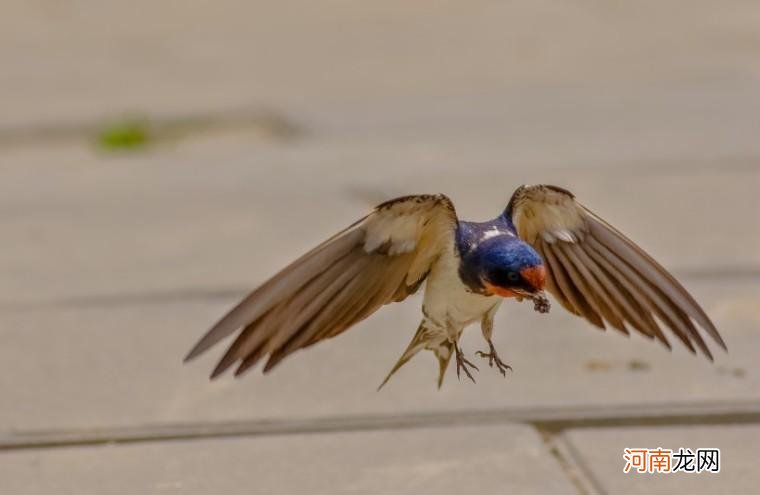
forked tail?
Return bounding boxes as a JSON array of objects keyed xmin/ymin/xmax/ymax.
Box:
[{"xmin": 378, "ymin": 321, "xmax": 453, "ymax": 390}]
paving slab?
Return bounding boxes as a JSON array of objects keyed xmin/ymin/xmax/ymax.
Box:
[
  {"xmin": 0, "ymin": 275, "xmax": 756, "ymax": 434},
  {"xmin": 563, "ymin": 424, "xmax": 760, "ymax": 494},
  {"xmin": 2, "ymin": 142, "xmax": 759, "ymax": 305},
  {"xmin": 3, "ymin": 1, "xmax": 760, "ymax": 129},
  {"xmin": 3, "ymin": 4, "xmax": 759, "ymax": 491},
  {"xmin": 0, "ymin": 424, "xmax": 576, "ymax": 495}
]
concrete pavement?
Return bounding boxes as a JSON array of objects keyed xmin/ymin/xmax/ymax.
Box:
[
  {"xmin": 1, "ymin": 425, "xmax": 579, "ymax": 495},
  {"xmin": 2, "ymin": 1, "xmax": 760, "ymax": 493}
]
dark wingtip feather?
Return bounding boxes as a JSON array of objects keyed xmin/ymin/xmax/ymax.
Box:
[
  {"xmin": 684, "ymin": 343, "xmax": 697, "ymax": 356},
  {"xmin": 185, "ymin": 319, "xmax": 238, "ymax": 363},
  {"xmin": 710, "ymin": 324, "xmax": 728, "ymax": 352},
  {"xmin": 209, "ymin": 346, "xmax": 244, "ymax": 379},
  {"xmin": 696, "ymin": 338, "xmax": 715, "ymax": 361},
  {"xmin": 209, "ymin": 361, "xmax": 231, "ymax": 380},
  {"xmin": 184, "ymin": 342, "xmax": 206, "ymax": 363},
  {"xmin": 262, "ymin": 354, "xmax": 284, "ymax": 374}
]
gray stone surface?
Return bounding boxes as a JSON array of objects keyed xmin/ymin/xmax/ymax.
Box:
[
  {"xmin": 3, "ymin": 0, "xmax": 760, "ymax": 131},
  {"xmin": 0, "ymin": 425, "xmax": 577, "ymax": 495},
  {"xmin": 2, "ymin": 143, "xmax": 758, "ymax": 304},
  {"xmin": 3, "ymin": 1, "xmax": 760, "ymax": 492},
  {"xmin": 1, "ymin": 137, "xmax": 758, "ymax": 435},
  {"xmin": 563, "ymin": 424, "xmax": 760, "ymax": 494},
  {"xmin": 0, "ymin": 275, "xmax": 755, "ymax": 433}
]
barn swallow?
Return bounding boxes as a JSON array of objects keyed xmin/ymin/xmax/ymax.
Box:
[{"xmin": 185, "ymin": 184, "xmax": 726, "ymax": 388}]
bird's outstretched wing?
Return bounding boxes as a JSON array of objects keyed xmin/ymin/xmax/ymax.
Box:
[
  {"xmin": 185, "ymin": 194, "xmax": 458, "ymax": 377},
  {"xmin": 507, "ymin": 184, "xmax": 726, "ymax": 358}
]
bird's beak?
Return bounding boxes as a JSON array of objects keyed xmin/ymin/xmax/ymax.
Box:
[
  {"xmin": 508, "ymin": 287, "xmax": 533, "ymax": 298},
  {"xmin": 520, "ymin": 265, "xmax": 546, "ymax": 293},
  {"xmin": 484, "ymin": 284, "xmax": 522, "ymax": 298},
  {"xmin": 483, "ymin": 284, "xmax": 541, "ymax": 299}
]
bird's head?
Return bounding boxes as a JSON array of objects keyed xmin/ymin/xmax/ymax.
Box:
[{"xmin": 478, "ymin": 239, "xmax": 546, "ymax": 299}]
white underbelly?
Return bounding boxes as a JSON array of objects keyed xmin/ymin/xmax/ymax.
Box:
[{"xmin": 422, "ymin": 251, "xmax": 499, "ymax": 329}]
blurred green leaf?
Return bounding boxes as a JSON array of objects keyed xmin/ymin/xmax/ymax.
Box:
[{"xmin": 96, "ymin": 120, "xmax": 150, "ymax": 150}]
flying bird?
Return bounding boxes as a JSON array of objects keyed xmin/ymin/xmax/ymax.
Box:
[{"xmin": 185, "ymin": 185, "xmax": 726, "ymax": 388}]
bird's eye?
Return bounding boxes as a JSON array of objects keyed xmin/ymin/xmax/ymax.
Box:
[{"xmin": 507, "ymin": 271, "xmax": 520, "ymax": 282}]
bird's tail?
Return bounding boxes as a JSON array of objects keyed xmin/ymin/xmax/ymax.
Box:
[{"xmin": 378, "ymin": 321, "xmax": 453, "ymax": 390}]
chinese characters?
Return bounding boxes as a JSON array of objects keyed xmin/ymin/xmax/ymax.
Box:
[{"xmin": 623, "ymin": 447, "xmax": 720, "ymax": 473}]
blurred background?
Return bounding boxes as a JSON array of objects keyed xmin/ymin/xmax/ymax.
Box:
[{"xmin": 2, "ymin": 1, "xmax": 760, "ymax": 493}]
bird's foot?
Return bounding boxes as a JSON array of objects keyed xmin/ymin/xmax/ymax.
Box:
[
  {"xmin": 475, "ymin": 340, "xmax": 512, "ymax": 377},
  {"xmin": 453, "ymin": 342, "xmax": 478, "ymax": 383}
]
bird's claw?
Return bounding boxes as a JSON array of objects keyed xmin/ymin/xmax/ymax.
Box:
[
  {"xmin": 454, "ymin": 343, "xmax": 478, "ymax": 383},
  {"xmin": 476, "ymin": 341, "xmax": 512, "ymax": 377}
]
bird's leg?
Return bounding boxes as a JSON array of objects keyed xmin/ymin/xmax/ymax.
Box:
[
  {"xmin": 475, "ymin": 304, "xmax": 512, "ymax": 377},
  {"xmin": 453, "ymin": 341, "xmax": 478, "ymax": 383},
  {"xmin": 475, "ymin": 339, "xmax": 512, "ymax": 377}
]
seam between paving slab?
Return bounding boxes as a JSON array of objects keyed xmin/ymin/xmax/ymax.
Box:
[
  {"xmin": 536, "ymin": 427, "xmax": 599, "ymax": 495},
  {"xmin": 2, "ymin": 400, "xmax": 760, "ymax": 452}
]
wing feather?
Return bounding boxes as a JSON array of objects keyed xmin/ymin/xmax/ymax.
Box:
[
  {"xmin": 263, "ymin": 254, "xmax": 415, "ymax": 372},
  {"xmin": 568, "ymin": 242, "xmax": 659, "ymax": 339},
  {"xmin": 264, "ymin": 252, "xmax": 368, "ymax": 352},
  {"xmin": 264, "ymin": 263, "xmax": 374, "ymax": 365},
  {"xmin": 585, "ymin": 235, "xmax": 705, "ymax": 356},
  {"xmin": 508, "ymin": 184, "xmax": 725, "ymax": 358},
  {"xmin": 186, "ymin": 228, "xmax": 363, "ymax": 360},
  {"xmin": 186, "ymin": 194, "xmax": 458, "ymax": 377},
  {"xmin": 553, "ymin": 243, "xmax": 627, "ymax": 334},
  {"xmin": 586, "ymin": 213, "xmax": 724, "ymax": 348},
  {"xmin": 540, "ymin": 244, "xmax": 604, "ymax": 327},
  {"xmin": 581, "ymin": 240, "xmax": 665, "ymax": 342}
]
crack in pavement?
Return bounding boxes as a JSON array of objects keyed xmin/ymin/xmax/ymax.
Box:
[
  {"xmin": 2, "ymin": 400, "xmax": 760, "ymax": 452},
  {"xmin": 537, "ymin": 427, "xmax": 600, "ymax": 495}
]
